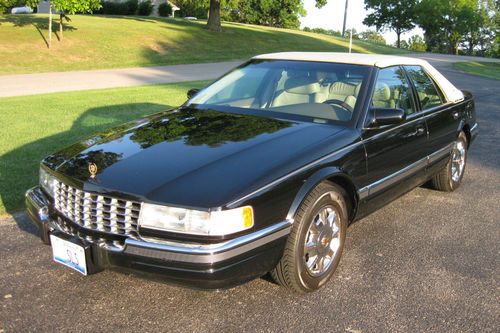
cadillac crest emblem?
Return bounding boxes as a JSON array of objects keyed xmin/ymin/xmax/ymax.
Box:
[{"xmin": 88, "ymin": 163, "xmax": 98, "ymax": 179}]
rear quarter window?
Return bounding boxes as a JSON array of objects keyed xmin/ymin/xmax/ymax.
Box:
[{"xmin": 405, "ymin": 66, "xmax": 445, "ymax": 110}]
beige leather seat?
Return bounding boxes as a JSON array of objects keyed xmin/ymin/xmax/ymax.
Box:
[
  {"xmin": 328, "ymin": 82, "xmax": 361, "ymax": 109},
  {"xmin": 371, "ymin": 82, "xmax": 395, "ymax": 108},
  {"xmin": 272, "ymin": 76, "xmax": 321, "ymax": 107}
]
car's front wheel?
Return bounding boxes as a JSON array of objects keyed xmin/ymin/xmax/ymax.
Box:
[
  {"xmin": 271, "ymin": 182, "xmax": 347, "ymax": 293},
  {"xmin": 431, "ymin": 131, "xmax": 468, "ymax": 192}
]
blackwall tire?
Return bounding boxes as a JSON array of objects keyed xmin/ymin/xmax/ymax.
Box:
[{"xmin": 271, "ymin": 182, "xmax": 348, "ymax": 293}]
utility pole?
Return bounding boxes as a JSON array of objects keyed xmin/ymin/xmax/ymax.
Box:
[{"xmin": 342, "ymin": 0, "xmax": 349, "ymax": 38}]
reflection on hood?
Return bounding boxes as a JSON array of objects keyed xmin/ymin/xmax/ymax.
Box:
[{"xmin": 130, "ymin": 109, "xmax": 292, "ymax": 148}]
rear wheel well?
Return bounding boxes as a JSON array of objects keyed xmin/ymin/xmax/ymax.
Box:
[{"xmin": 325, "ymin": 175, "xmax": 358, "ymax": 222}]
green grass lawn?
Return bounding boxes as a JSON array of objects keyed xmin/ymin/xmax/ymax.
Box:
[
  {"xmin": 0, "ymin": 81, "xmax": 209, "ymax": 216},
  {"xmin": 453, "ymin": 61, "xmax": 500, "ymax": 80},
  {"xmin": 0, "ymin": 14, "xmax": 409, "ymax": 75}
]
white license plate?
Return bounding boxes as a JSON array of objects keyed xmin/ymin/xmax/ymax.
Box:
[{"xmin": 50, "ymin": 235, "xmax": 87, "ymax": 275}]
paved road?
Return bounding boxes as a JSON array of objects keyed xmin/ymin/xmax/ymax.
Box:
[
  {"xmin": 0, "ymin": 61, "xmax": 242, "ymax": 98},
  {"xmin": 0, "ymin": 59, "xmax": 499, "ymax": 332},
  {"xmin": 1, "ymin": 53, "xmax": 498, "ymax": 98}
]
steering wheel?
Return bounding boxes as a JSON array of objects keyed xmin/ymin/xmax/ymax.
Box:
[{"xmin": 322, "ymin": 99, "xmax": 354, "ymax": 113}]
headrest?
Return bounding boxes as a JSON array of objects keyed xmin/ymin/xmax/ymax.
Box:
[
  {"xmin": 286, "ymin": 70, "xmax": 308, "ymax": 79},
  {"xmin": 316, "ymin": 72, "xmax": 338, "ymax": 85},
  {"xmin": 284, "ymin": 77, "xmax": 320, "ymax": 94},
  {"xmin": 373, "ymin": 82, "xmax": 391, "ymax": 101},
  {"xmin": 354, "ymin": 83, "xmax": 361, "ymax": 96},
  {"xmin": 329, "ymin": 82, "xmax": 357, "ymax": 96}
]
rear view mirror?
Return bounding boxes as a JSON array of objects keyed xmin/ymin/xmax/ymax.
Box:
[
  {"xmin": 368, "ymin": 108, "xmax": 406, "ymax": 127},
  {"xmin": 187, "ymin": 88, "xmax": 200, "ymax": 99}
]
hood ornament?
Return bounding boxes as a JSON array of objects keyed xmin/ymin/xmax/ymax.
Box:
[{"xmin": 88, "ymin": 163, "xmax": 98, "ymax": 179}]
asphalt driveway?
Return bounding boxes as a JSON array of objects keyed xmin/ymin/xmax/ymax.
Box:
[{"xmin": 0, "ymin": 59, "xmax": 498, "ymax": 332}]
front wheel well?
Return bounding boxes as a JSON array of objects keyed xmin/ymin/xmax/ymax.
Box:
[{"xmin": 325, "ymin": 175, "xmax": 358, "ymax": 222}]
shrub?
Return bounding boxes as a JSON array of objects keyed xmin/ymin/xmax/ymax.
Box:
[
  {"xmin": 100, "ymin": 1, "xmax": 128, "ymax": 15},
  {"xmin": 125, "ymin": 0, "xmax": 138, "ymax": 15},
  {"xmin": 177, "ymin": 0, "xmax": 207, "ymax": 19},
  {"xmin": 0, "ymin": 0, "xmax": 23, "ymax": 14},
  {"xmin": 158, "ymin": 2, "xmax": 172, "ymax": 17},
  {"xmin": 137, "ymin": 0, "xmax": 153, "ymax": 16}
]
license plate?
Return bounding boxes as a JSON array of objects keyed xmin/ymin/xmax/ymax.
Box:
[{"xmin": 50, "ymin": 235, "xmax": 87, "ymax": 275}]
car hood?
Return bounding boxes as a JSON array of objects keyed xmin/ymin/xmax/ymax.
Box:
[{"xmin": 43, "ymin": 107, "xmax": 348, "ymax": 208}]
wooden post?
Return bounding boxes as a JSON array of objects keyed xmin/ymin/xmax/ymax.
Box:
[
  {"xmin": 59, "ymin": 13, "xmax": 64, "ymax": 41},
  {"xmin": 48, "ymin": 1, "xmax": 52, "ymax": 48}
]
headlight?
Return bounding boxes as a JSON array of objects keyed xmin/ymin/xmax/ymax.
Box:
[
  {"xmin": 39, "ymin": 167, "xmax": 57, "ymax": 198},
  {"xmin": 138, "ymin": 204, "xmax": 254, "ymax": 236}
]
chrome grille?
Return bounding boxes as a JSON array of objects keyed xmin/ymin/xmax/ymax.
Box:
[{"xmin": 54, "ymin": 181, "xmax": 141, "ymax": 239}]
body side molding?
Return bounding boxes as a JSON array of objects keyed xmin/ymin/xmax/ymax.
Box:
[{"xmin": 358, "ymin": 143, "xmax": 452, "ymax": 200}]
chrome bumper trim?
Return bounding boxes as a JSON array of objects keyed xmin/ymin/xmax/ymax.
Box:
[
  {"xmin": 470, "ymin": 123, "xmax": 479, "ymax": 137},
  {"xmin": 27, "ymin": 186, "xmax": 292, "ymax": 263},
  {"xmin": 124, "ymin": 220, "xmax": 292, "ymax": 264},
  {"xmin": 25, "ymin": 187, "xmax": 50, "ymax": 219}
]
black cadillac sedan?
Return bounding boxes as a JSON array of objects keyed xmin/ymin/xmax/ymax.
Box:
[{"xmin": 26, "ymin": 52, "xmax": 478, "ymax": 293}]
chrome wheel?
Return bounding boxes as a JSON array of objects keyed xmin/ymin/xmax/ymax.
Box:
[
  {"xmin": 303, "ymin": 205, "xmax": 341, "ymax": 277},
  {"xmin": 451, "ymin": 140, "xmax": 466, "ymax": 182}
]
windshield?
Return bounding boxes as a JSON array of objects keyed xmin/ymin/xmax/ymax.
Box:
[{"xmin": 189, "ymin": 60, "xmax": 371, "ymax": 123}]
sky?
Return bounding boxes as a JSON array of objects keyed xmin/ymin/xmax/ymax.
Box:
[{"xmin": 300, "ymin": 0, "xmax": 423, "ymax": 45}]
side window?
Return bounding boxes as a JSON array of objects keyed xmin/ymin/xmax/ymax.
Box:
[
  {"xmin": 405, "ymin": 66, "xmax": 444, "ymax": 110},
  {"xmin": 372, "ymin": 66, "xmax": 415, "ymax": 116}
]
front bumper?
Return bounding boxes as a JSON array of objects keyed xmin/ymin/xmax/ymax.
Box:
[{"xmin": 26, "ymin": 186, "xmax": 290, "ymax": 289}]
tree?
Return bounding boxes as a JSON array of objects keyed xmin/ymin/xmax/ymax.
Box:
[
  {"xmin": 0, "ymin": 0, "xmax": 21, "ymax": 14},
  {"xmin": 345, "ymin": 28, "xmax": 359, "ymax": 39},
  {"xmin": 242, "ymin": 0, "xmax": 306, "ymax": 29},
  {"xmin": 363, "ymin": 0, "xmax": 417, "ymax": 48},
  {"xmin": 206, "ymin": 0, "xmax": 329, "ymax": 32},
  {"xmin": 206, "ymin": 0, "xmax": 222, "ymax": 32},
  {"xmin": 416, "ymin": 0, "xmax": 482, "ymax": 55},
  {"xmin": 407, "ymin": 35, "xmax": 426, "ymax": 51},
  {"xmin": 24, "ymin": 0, "xmax": 101, "ymax": 48},
  {"xmin": 360, "ymin": 30, "xmax": 386, "ymax": 44},
  {"xmin": 461, "ymin": 0, "xmax": 497, "ymax": 56}
]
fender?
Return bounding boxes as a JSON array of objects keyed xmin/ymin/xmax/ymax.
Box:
[{"xmin": 286, "ymin": 167, "xmax": 357, "ymax": 221}]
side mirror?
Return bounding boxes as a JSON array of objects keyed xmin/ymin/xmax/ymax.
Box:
[
  {"xmin": 187, "ymin": 88, "xmax": 200, "ymax": 99},
  {"xmin": 368, "ymin": 107, "xmax": 406, "ymax": 127}
]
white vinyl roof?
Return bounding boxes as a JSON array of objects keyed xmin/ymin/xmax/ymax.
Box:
[
  {"xmin": 252, "ymin": 52, "xmax": 464, "ymax": 103},
  {"xmin": 253, "ymin": 52, "xmax": 428, "ymax": 67}
]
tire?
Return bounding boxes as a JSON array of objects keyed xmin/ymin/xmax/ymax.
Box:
[
  {"xmin": 271, "ymin": 182, "xmax": 348, "ymax": 293},
  {"xmin": 431, "ymin": 131, "xmax": 468, "ymax": 192}
]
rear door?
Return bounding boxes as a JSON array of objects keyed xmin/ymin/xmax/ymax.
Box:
[
  {"xmin": 404, "ymin": 65, "xmax": 460, "ymax": 174},
  {"xmin": 359, "ymin": 66, "xmax": 428, "ymax": 212}
]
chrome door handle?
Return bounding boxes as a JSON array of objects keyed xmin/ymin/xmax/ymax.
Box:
[
  {"xmin": 452, "ymin": 111, "xmax": 459, "ymax": 120},
  {"xmin": 408, "ymin": 127, "xmax": 425, "ymax": 137}
]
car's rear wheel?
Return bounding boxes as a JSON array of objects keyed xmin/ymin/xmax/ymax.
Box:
[
  {"xmin": 271, "ymin": 182, "xmax": 347, "ymax": 293},
  {"xmin": 431, "ymin": 131, "xmax": 468, "ymax": 192}
]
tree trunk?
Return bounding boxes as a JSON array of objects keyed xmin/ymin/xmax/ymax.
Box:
[
  {"xmin": 48, "ymin": 2, "xmax": 52, "ymax": 49},
  {"xmin": 424, "ymin": 32, "xmax": 432, "ymax": 52},
  {"xmin": 59, "ymin": 13, "xmax": 64, "ymax": 41},
  {"xmin": 450, "ymin": 39, "xmax": 459, "ymax": 55},
  {"xmin": 396, "ymin": 31, "xmax": 401, "ymax": 48},
  {"xmin": 206, "ymin": 0, "xmax": 222, "ymax": 32}
]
